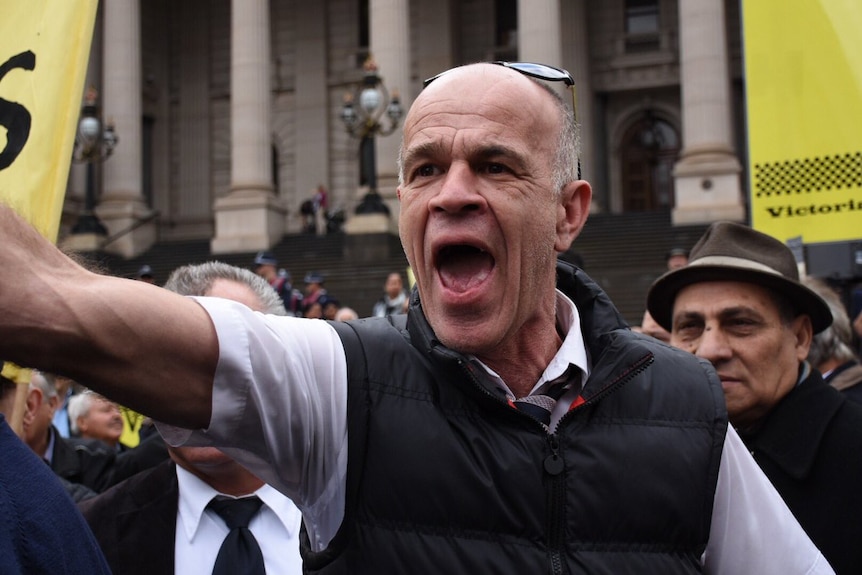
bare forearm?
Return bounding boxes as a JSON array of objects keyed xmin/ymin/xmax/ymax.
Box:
[{"xmin": 0, "ymin": 205, "xmax": 216, "ymax": 428}]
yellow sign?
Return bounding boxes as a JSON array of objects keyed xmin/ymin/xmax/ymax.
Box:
[
  {"xmin": 0, "ymin": 0, "xmax": 98, "ymax": 242},
  {"xmin": 743, "ymin": 0, "xmax": 862, "ymax": 244}
]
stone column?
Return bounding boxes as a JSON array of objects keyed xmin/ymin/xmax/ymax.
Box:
[
  {"xmin": 294, "ymin": 3, "xmax": 329, "ymax": 232},
  {"xmin": 672, "ymin": 0, "xmax": 744, "ymax": 224},
  {"xmin": 211, "ymin": 0, "xmax": 285, "ymax": 253},
  {"xmin": 518, "ymin": 0, "xmax": 561, "ymax": 65},
  {"xmin": 415, "ymin": 2, "xmax": 453, "ymax": 84},
  {"xmin": 563, "ymin": 0, "xmax": 596, "ymax": 192},
  {"xmin": 97, "ymin": 0, "xmax": 157, "ymax": 257},
  {"xmin": 369, "ymin": 0, "xmax": 410, "ymax": 222}
]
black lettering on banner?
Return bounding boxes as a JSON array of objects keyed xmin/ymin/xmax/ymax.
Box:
[
  {"xmin": 764, "ymin": 198, "xmax": 862, "ymax": 218},
  {"xmin": 0, "ymin": 51, "xmax": 36, "ymax": 171}
]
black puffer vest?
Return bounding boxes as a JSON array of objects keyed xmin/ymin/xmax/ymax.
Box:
[{"xmin": 301, "ymin": 262, "xmax": 727, "ymax": 574}]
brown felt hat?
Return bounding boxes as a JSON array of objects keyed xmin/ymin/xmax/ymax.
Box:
[{"xmin": 647, "ymin": 221, "xmax": 832, "ymax": 334}]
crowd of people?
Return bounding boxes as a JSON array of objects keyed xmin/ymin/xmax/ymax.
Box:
[{"xmin": 1, "ymin": 60, "xmax": 860, "ymax": 573}]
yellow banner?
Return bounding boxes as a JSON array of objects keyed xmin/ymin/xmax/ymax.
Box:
[
  {"xmin": 0, "ymin": 0, "xmax": 98, "ymax": 242},
  {"xmin": 743, "ymin": 0, "xmax": 862, "ymax": 244}
]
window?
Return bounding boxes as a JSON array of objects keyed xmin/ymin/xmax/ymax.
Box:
[{"xmin": 625, "ymin": 0, "xmax": 660, "ymax": 53}]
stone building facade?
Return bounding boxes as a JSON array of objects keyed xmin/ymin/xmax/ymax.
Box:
[{"xmin": 61, "ymin": 0, "xmax": 747, "ymax": 257}]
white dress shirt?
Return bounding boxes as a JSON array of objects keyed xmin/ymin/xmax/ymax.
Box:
[
  {"xmin": 173, "ymin": 465, "xmax": 303, "ymax": 575},
  {"xmin": 161, "ymin": 295, "xmax": 835, "ymax": 574}
]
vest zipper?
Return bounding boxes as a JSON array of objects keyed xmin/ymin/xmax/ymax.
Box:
[
  {"xmin": 546, "ymin": 432, "xmax": 565, "ymax": 575},
  {"xmin": 545, "ymin": 351, "xmax": 654, "ymax": 574},
  {"xmin": 456, "ymin": 352, "xmax": 655, "ymax": 574}
]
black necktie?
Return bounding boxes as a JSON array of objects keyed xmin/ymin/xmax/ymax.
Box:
[
  {"xmin": 208, "ymin": 496, "xmax": 266, "ymax": 575},
  {"xmin": 512, "ymin": 366, "xmax": 579, "ymax": 428}
]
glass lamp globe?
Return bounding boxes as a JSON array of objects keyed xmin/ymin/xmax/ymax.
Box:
[{"xmin": 359, "ymin": 87, "xmax": 381, "ymax": 115}]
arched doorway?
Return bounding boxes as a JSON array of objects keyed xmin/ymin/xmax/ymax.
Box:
[{"xmin": 621, "ymin": 112, "xmax": 680, "ymax": 211}]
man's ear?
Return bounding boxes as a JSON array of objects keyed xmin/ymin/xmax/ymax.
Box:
[
  {"xmin": 792, "ymin": 314, "xmax": 814, "ymax": 362},
  {"xmin": 555, "ymin": 180, "xmax": 592, "ymax": 253},
  {"xmin": 23, "ymin": 388, "xmax": 41, "ymax": 425}
]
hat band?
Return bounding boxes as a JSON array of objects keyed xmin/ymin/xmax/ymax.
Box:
[{"xmin": 687, "ymin": 255, "xmax": 784, "ymax": 277}]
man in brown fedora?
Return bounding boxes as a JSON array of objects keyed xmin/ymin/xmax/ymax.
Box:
[{"xmin": 648, "ymin": 220, "xmax": 862, "ymax": 574}]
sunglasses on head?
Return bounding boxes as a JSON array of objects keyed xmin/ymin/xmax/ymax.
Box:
[{"xmin": 423, "ymin": 61, "xmax": 580, "ymax": 179}]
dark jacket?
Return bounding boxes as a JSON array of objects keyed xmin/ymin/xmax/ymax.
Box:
[
  {"xmin": 740, "ymin": 368, "xmax": 862, "ymax": 574},
  {"xmin": 52, "ymin": 425, "xmax": 168, "ymax": 493},
  {"xmin": 302, "ymin": 262, "xmax": 727, "ymax": 574},
  {"xmin": 0, "ymin": 414, "xmax": 111, "ymax": 574},
  {"xmin": 825, "ymin": 360, "xmax": 862, "ymax": 405},
  {"xmin": 78, "ymin": 459, "xmax": 178, "ymax": 574}
]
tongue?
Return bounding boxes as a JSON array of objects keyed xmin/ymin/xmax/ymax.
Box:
[{"xmin": 439, "ymin": 250, "xmax": 493, "ymax": 292}]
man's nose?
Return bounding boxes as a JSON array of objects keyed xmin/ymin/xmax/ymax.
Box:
[
  {"xmin": 429, "ymin": 164, "xmax": 486, "ymax": 214},
  {"xmin": 694, "ymin": 326, "xmax": 732, "ymax": 364}
]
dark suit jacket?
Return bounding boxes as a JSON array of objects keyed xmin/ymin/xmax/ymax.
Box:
[
  {"xmin": 740, "ymin": 369, "xmax": 862, "ymax": 574},
  {"xmin": 52, "ymin": 425, "xmax": 168, "ymax": 493},
  {"xmin": 78, "ymin": 459, "xmax": 178, "ymax": 575}
]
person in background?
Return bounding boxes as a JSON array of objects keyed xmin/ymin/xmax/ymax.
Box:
[
  {"xmin": 68, "ymin": 390, "xmax": 125, "ymax": 452},
  {"xmin": 23, "ymin": 371, "xmax": 167, "ymax": 499},
  {"xmin": 0, "ymin": 362, "xmax": 111, "ymax": 574},
  {"xmin": 252, "ymin": 251, "xmax": 304, "ymax": 316},
  {"xmin": 666, "ymin": 247, "xmax": 689, "ymax": 271},
  {"xmin": 0, "ymin": 62, "xmax": 834, "ymax": 574},
  {"xmin": 302, "ymin": 271, "xmax": 327, "ymax": 309},
  {"xmin": 334, "ymin": 307, "xmax": 359, "ymax": 321},
  {"xmin": 371, "ymin": 272, "xmax": 409, "ymax": 318},
  {"xmin": 80, "ymin": 261, "xmax": 302, "ymax": 574},
  {"xmin": 137, "ymin": 264, "xmax": 156, "ymax": 284},
  {"xmin": 51, "ymin": 375, "xmax": 75, "ymax": 437},
  {"xmin": 303, "ymin": 300, "xmax": 324, "ymax": 319},
  {"xmin": 320, "ymin": 295, "xmax": 341, "ymax": 321},
  {"xmin": 633, "ymin": 309, "xmax": 671, "ymax": 344},
  {"xmin": 648, "ymin": 220, "xmax": 862, "ymax": 574},
  {"xmin": 803, "ymin": 276, "xmax": 862, "ymax": 404}
]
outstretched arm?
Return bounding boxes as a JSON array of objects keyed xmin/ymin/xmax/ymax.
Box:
[{"xmin": 0, "ymin": 204, "xmax": 216, "ymax": 429}]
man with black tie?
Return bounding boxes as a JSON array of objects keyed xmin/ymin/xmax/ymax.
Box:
[{"xmin": 79, "ymin": 262, "xmax": 302, "ymax": 574}]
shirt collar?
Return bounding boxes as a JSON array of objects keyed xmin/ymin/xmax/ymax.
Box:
[
  {"xmin": 472, "ymin": 289, "xmax": 591, "ymax": 398},
  {"xmin": 175, "ymin": 464, "xmax": 301, "ymax": 542},
  {"xmin": 44, "ymin": 426, "xmax": 57, "ymax": 463}
]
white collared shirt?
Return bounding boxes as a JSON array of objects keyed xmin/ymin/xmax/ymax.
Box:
[
  {"xmin": 161, "ymin": 295, "xmax": 835, "ymax": 574},
  {"xmin": 471, "ymin": 290, "xmax": 590, "ymax": 430},
  {"xmin": 173, "ymin": 465, "xmax": 303, "ymax": 575}
]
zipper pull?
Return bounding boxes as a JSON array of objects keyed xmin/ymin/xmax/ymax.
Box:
[{"xmin": 544, "ymin": 433, "xmax": 564, "ymax": 475}]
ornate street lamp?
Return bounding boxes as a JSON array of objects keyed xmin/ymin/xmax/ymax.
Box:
[
  {"xmin": 339, "ymin": 57, "xmax": 402, "ymax": 214},
  {"xmin": 71, "ymin": 87, "xmax": 118, "ymax": 236}
]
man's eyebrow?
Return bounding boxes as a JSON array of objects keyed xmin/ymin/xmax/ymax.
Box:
[
  {"xmin": 673, "ymin": 310, "xmax": 704, "ymax": 324},
  {"xmin": 401, "ymin": 141, "xmax": 447, "ymax": 169},
  {"xmin": 716, "ymin": 306, "xmax": 764, "ymax": 320},
  {"xmin": 472, "ymin": 145, "xmax": 528, "ymax": 169},
  {"xmin": 402, "ymin": 142, "xmax": 529, "ymax": 170}
]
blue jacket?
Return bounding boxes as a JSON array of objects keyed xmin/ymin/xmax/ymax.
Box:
[{"xmin": 0, "ymin": 414, "xmax": 110, "ymax": 574}]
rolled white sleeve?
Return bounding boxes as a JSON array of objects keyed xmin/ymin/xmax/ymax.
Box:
[
  {"xmin": 158, "ymin": 296, "xmax": 349, "ymax": 550},
  {"xmin": 704, "ymin": 426, "xmax": 834, "ymax": 574}
]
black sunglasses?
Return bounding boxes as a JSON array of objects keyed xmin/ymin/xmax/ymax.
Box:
[{"xmin": 423, "ymin": 61, "xmax": 580, "ymax": 178}]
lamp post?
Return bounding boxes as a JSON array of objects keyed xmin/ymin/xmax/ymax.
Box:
[
  {"xmin": 71, "ymin": 87, "xmax": 118, "ymax": 236},
  {"xmin": 339, "ymin": 57, "xmax": 402, "ymax": 214}
]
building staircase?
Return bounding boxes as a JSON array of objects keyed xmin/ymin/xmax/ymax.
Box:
[{"xmin": 88, "ymin": 211, "xmax": 709, "ymax": 326}]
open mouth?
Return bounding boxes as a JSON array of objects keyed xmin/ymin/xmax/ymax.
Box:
[{"xmin": 436, "ymin": 244, "xmax": 495, "ymax": 293}]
